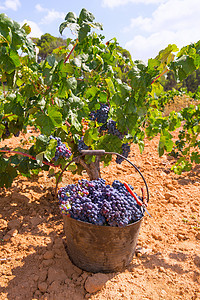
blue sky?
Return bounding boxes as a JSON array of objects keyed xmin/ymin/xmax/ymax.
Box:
[{"xmin": 0, "ymin": 0, "xmax": 200, "ymax": 62}]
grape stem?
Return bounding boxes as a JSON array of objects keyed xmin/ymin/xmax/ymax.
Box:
[
  {"xmin": 2, "ymin": 114, "xmax": 15, "ymax": 120},
  {"xmin": 64, "ymin": 39, "xmax": 78, "ymax": 63},
  {"xmin": 0, "ymin": 149, "xmax": 55, "ymax": 167},
  {"xmin": 151, "ymin": 69, "xmax": 168, "ymax": 85}
]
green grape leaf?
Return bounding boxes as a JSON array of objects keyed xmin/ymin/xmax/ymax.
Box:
[
  {"xmin": 44, "ymin": 139, "xmax": 57, "ymax": 161},
  {"xmin": 85, "ymin": 86, "xmax": 99, "ymax": 99},
  {"xmin": 47, "ymin": 54, "xmax": 56, "ymax": 67},
  {"xmin": 78, "ymin": 24, "xmax": 91, "ymax": 42},
  {"xmin": 138, "ymin": 140, "xmax": 144, "ymax": 154},
  {"xmin": 99, "ymin": 91, "xmax": 107, "ymax": 103},
  {"xmin": 58, "ymin": 80, "xmax": 68, "ymax": 98},
  {"xmin": 110, "ymin": 93, "xmax": 123, "ymax": 107},
  {"xmin": 66, "ymin": 77, "xmax": 77, "ymax": 91},
  {"xmin": 0, "ymin": 155, "xmax": 8, "ymax": 172},
  {"xmin": 0, "ymin": 164, "xmax": 18, "ymax": 188},
  {"xmin": 191, "ymin": 152, "xmax": 200, "ymax": 164},
  {"xmin": 158, "ymin": 141, "xmax": 164, "ymax": 157},
  {"xmin": 97, "ymin": 135, "xmax": 122, "ymax": 152},
  {"xmin": 67, "ymin": 162, "xmax": 77, "ymax": 171},
  {"xmin": 4, "ymin": 98, "xmax": 23, "ymax": 116},
  {"xmin": 48, "ymin": 106, "xmax": 63, "ymax": 127},
  {"xmin": 35, "ymin": 135, "xmax": 49, "ymax": 153},
  {"xmin": 69, "ymin": 110, "xmax": 81, "ymax": 130},
  {"xmin": 79, "ymin": 8, "xmax": 95, "ymax": 23},
  {"xmin": 10, "ymin": 49, "xmax": 21, "ymax": 68},
  {"xmin": 35, "ymin": 113, "xmax": 55, "ymax": 135},
  {"xmin": 59, "ymin": 12, "xmax": 79, "ymax": 35},
  {"xmin": 36, "ymin": 152, "xmax": 44, "ymax": 166},
  {"xmin": 65, "ymin": 12, "xmax": 77, "ymax": 23},
  {"xmin": 105, "ymin": 78, "xmax": 115, "ymax": 96},
  {"xmin": 84, "ymin": 128, "xmax": 99, "ymax": 146},
  {"xmin": 21, "ymin": 23, "xmax": 31, "ymax": 35}
]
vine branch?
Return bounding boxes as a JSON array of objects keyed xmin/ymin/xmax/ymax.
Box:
[
  {"xmin": 0, "ymin": 149, "xmax": 56, "ymax": 167},
  {"xmin": 151, "ymin": 69, "xmax": 169, "ymax": 85}
]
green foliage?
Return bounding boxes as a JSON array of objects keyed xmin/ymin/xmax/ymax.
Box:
[
  {"xmin": 32, "ymin": 33, "xmax": 67, "ymax": 62},
  {"xmin": 0, "ymin": 9, "xmax": 200, "ymax": 188}
]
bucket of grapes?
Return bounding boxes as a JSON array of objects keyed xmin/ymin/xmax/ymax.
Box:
[{"xmin": 57, "ymin": 150, "xmax": 150, "ymax": 273}]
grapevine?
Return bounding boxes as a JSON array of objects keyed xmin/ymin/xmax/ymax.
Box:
[{"xmin": 0, "ymin": 9, "xmax": 199, "ymax": 189}]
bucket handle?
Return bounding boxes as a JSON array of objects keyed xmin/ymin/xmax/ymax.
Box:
[{"xmin": 55, "ymin": 149, "xmax": 149, "ymax": 204}]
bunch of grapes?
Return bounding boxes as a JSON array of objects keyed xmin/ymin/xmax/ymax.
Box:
[
  {"xmin": 107, "ymin": 119, "xmax": 124, "ymax": 139},
  {"xmin": 49, "ymin": 136, "xmax": 72, "ymax": 161},
  {"xmin": 90, "ymin": 104, "xmax": 110, "ymax": 124},
  {"xmin": 77, "ymin": 137, "xmax": 89, "ymax": 152},
  {"xmin": 58, "ymin": 179, "xmax": 144, "ymax": 227},
  {"xmin": 116, "ymin": 143, "xmax": 131, "ymax": 164},
  {"xmin": 20, "ymin": 65, "xmax": 38, "ymax": 83}
]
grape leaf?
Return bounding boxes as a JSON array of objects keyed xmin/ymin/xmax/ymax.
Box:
[
  {"xmin": 97, "ymin": 135, "xmax": 122, "ymax": 152},
  {"xmin": 44, "ymin": 139, "xmax": 57, "ymax": 161},
  {"xmin": 35, "ymin": 113, "xmax": 55, "ymax": 135},
  {"xmin": 48, "ymin": 106, "xmax": 63, "ymax": 127}
]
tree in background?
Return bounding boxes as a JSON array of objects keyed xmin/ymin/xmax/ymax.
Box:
[{"xmin": 32, "ymin": 33, "xmax": 67, "ymax": 62}]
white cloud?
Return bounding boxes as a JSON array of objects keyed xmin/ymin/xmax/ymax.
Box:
[
  {"xmin": 102, "ymin": 0, "xmax": 165, "ymax": 8},
  {"xmin": 20, "ymin": 20, "xmax": 43, "ymax": 38},
  {"xmin": 40, "ymin": 10, "xmax": 65, "ymax": 25},
  {"xmin": 123, "ymin": 0, "xmax": 200, "ymax": 61},
  {"xmin": 0, "ymin": 0, "xmax": 21, "ymax": 11},
  {"xmin": 35, "ymin": 4, "xmax": 65, "ymax": 25},
  {"xmin": 35, "ymin": 4, "xmax": 47, "ymax": 12}
]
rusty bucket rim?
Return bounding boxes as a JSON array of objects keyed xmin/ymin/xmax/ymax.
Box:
[{"xmin": 62, "ymin": 213, "xmax": 144, "ymax": 229}]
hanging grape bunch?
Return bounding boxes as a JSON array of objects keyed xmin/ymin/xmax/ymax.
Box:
[
  {"xmin": 49, "ymin": 136, "xmax": 72, "ymax": 161},
  {"xmin": 58, "ymin": 179, "xmax": 144, "ymax": 227},
  {"xmin": 78, "ymin": 103, "xmax": 131, "ymax": 163}
]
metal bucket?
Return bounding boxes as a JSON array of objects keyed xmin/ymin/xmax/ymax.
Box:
[
  {"xmin": 59, "ymin": 150, "xmax": 149, "ymax": 273},
  {"xmin": 63, "ymin": 215, "xmax": 143, "ymax": 273}
]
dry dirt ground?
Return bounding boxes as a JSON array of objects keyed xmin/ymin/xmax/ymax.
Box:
[{"xmin": 0, "ymin": 129, "xmax": 200, "ymax": 300}]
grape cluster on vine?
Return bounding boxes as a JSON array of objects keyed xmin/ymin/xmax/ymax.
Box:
[
  {"xmin": 116, "ymin": 143, "xmax": 131, "ymax": 164},
  {"xmin": 90, "ymin": 104, "xmax": 110, "ymax": 124},
  {"xmin": 106, "ymin": 119, "xmax": 124, "ymax": 139},
  {"xmin": 89, "ymin": 104, "xmax": 131, "ymax": 163},
  {"xmin": 49, "ymin": 136, "xmax": 72, "ymax": 161},
  {"xmin": 58, "ymin": 178, "xmax": 143, "ymax": 227},
  {"xmin": 77, "ymin": 137, "xmax": 89, "ymax": 152}
]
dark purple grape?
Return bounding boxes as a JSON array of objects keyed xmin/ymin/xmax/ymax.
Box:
[
  {"xmin": 90, "ymin": 104, "xmax": 110, "ymax": 124},
  {"xmin": 77, "ymin": 137, "xmax": 89, "ymax": 152},
  {"xmin": 58, "ymin": 178, "xmax": 143, "ymax": 227},
  {"xmin": 116, "ymin": 143, "xmax": 131, "ymax": 164},
  {"xmin": 106, "ymin": 119, "xmax": 124, "ymax": 139},
  {"xmin": 49, "ymin": 135, "xmax": 72, "ymax": 161}
]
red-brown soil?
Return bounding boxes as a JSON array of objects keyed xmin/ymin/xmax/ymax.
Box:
[{"xmin": 0, "ymin": 130, "xmax": 200, "ymax": 300}]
